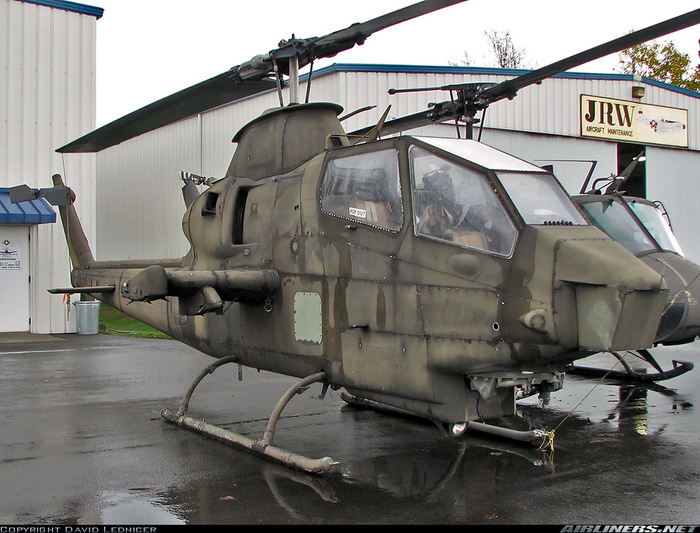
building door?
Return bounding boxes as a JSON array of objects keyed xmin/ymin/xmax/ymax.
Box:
[
  {"xmin": 618, "ymin": 143, "xmax": 647, "ymax": 198},
  {"xmin": 0, "ymin": 225, "xmax": 30, "ymax": 332}
]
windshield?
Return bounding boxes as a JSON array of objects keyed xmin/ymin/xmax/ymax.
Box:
[
  {"xmin": 498, "ymin": 172, "xmax": 588, "ymax": 226},
  {"xmin": 578, "ymin": 199, "xmax": 657, "ymax": 255},
  {"xmin": 626, "ymin": 199, "xmax": 684, "ymax": 255}
]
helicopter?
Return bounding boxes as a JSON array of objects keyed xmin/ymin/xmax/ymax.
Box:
[
  {"xmin": 565, "ymin": 154, "xmax": 698, "ymax": 382},
  {"xmin": 11, "ymin": 1, "xmax": 700, "ymax": 475}
]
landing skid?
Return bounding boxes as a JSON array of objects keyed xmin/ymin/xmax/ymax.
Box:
[
  {"xmin": 161, "ymin": 355, "xmax": 341, "ymax": 475},
  {"xmin": 567, "ymin": 349, "xmax": 694, "ymax": 382}
]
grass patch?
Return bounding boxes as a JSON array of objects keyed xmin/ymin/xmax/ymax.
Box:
[{"xmin": 99, "ymin": 305, "xmax": 171, "ymax": 339}]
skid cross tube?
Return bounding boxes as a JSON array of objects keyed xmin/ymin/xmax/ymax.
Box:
[
  {"xmin": 568, "ymin": 350, "xmax": 694, "ymax": 383},
  {"xmin": 161, "ymin": 358, "xmax": 340, "ymax": 475}
]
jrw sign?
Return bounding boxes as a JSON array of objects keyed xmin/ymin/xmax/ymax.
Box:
[{"xmin": 580, "ymin": 94, "xmax": 688, "ymax": 148}]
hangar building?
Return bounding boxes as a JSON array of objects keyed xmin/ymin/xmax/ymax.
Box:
[
  {"xmin": 4, "ymin": 2, "xmax": 700, "ymax": 334},
  {"xmin": 1, "ymin": 0, "xmax": 102, "ymax": 333},
  {"xmin": 88, "ymin": 63, "xmax": 700, "ymax": 266}
]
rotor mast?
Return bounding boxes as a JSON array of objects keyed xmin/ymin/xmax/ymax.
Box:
[{"xmin": 289, "ymin": 55, "xmax": 300, "ymax": 104}]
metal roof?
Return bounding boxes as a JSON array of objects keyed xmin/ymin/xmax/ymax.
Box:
[
  {"xmin": 14, "ymin": 0, "xmax": 104, "ymax": 19},
  {"xmin": 310, "ymin": 64, "xmax": 700, "ymax": 99},
  {"xmin": 0, "ymin": 189, "xmax": 56, "ymax": 224}
]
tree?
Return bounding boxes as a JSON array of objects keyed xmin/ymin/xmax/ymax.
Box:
[
  {"xmin": 448, "ymin": 30, "xmax": 530, "ymax": 69},
  {"xmin": 617, "ymin": 39, "xmax": 700, "ymax": 91},
  {"xmin": 484, "ymin": 30, "xmax": 529, "ymax": 69},
  {"xmin": 448, "ymin": 51, "xmax": 472, "ymax": 67}
]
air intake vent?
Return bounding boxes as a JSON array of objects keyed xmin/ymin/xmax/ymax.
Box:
[{"xmin": 543, "ymin": 220, "xmax": 574, "ymax": 226}]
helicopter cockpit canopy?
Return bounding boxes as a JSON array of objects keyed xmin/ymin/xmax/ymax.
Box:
[
  {"xmin": 321, "ymin": 148, "xmax": 404, "ymax": 232},
  {"xmin": 627, "ymin": 198, "xmax": 684, "ymax": 255},
  {"xmin": 409, "ymin": 138, "xmax": 587, "ymax": 257},
  {"xmin": 577, "ymin": 195, "xmax": 684, "ymax": 257},
  {"xmin": 410, "ymin": 145, "xmax": 519, "ymax": 256},
  {"xmin": 320, "ymin": 137, "xmax": 589, "ymax": 258}
]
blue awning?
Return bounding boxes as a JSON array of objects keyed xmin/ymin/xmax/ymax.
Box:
[
  {"xmin": 0, "ymin": 188, "xmax": 56, "ymax": 224},
  {"xmin": 14, "ymin": 1, "xmax": 104, "ymax": 19}
]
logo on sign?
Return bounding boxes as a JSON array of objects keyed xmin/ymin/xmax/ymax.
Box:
[{"xmin": 0, "ymin": 246, "xmax": 21, "ymax": 269}]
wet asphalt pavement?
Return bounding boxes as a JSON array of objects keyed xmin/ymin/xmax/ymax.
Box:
[{"xmin": 0, "ymin": 332, "xmax": 698, "ymax": 525}]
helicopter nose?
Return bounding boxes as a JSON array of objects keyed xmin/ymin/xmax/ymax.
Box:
[
  {"xmin": 553, "ymin": 237, "xmax": 667, "ymax": 352},
  {"xmin": 639, "ymin": 252, "xmax": 700, "ymax": 345}
]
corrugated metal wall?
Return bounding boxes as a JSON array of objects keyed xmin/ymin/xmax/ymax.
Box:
[
  {"xmin": 1, "ymin": 0, "xmax": 97, "ymax": 333},
  {"xmin": 95, "ymin": 89, "xmax": 284, "ymax": 260},
  {"xmin": 95, "ymin": 65, "xmax": 700, "ymax": 264},
  {"xmin": 646, "ymin": 145, "xmax": 700, "ymax": 261}
]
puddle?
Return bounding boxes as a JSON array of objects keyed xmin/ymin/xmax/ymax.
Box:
[{"xmin": 100, "ymin": 489, "xmax": 186, "ymax": 525}]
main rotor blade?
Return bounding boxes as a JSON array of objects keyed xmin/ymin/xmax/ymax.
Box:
[
  {"xmin": 58, "ymin": 74, "xmax": 277, "ymax": 153},
  {"xmin": 312, "ymin": 0, "xmax": 469, "ymax": 59},
  {"xmin": 58, "ymin": 1, "xmax": 469, "ymax": 153},
  {"xmin": 364, "ymin": 8, "xmax": 700, "ymax": 137},
  {"xmin": 482, "ymin": 8, "xmax": 700, "ymax": 104}
]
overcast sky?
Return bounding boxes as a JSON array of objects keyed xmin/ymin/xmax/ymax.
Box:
[{"xmin": 93, "ymin": 0, "xmax": 700, "ymax": 126}]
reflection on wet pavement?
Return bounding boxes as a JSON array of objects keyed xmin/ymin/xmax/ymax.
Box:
[{"xmin": 0, "ymin": 337, "xmax": 697, "ymax": 524}]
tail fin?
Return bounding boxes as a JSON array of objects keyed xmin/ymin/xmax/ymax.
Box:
[{"xmin": 52, "ymin": 174, "xmax": 95, "ymax": 268}]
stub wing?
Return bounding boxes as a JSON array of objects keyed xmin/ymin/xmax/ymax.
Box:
[{"xmin": 120, "ymin": 264, "xmax": 279, "ymax": 316}]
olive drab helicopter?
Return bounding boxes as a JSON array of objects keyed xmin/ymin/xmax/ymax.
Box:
[{"xmin": 11, "ymin": 0, "xmax": 700, "ymax": 475}]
